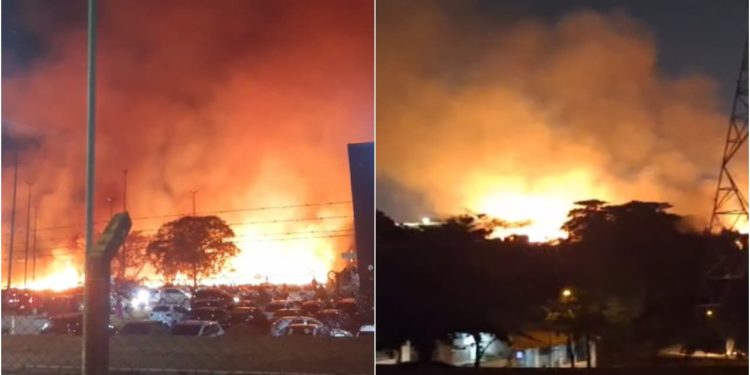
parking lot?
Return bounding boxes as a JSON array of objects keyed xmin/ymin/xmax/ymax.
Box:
[{"xmin": 2, "ymin": 282, "xmax": 374, "ymax": 374}]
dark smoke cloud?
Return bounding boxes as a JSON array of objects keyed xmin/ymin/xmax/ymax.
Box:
[
  {"xmin": 2, "ymin": 0, "xmax": 373, "ymax": 284},
  {"xmin": 377, "ymin": 2, "xmax": 746, "ymax": 232}
]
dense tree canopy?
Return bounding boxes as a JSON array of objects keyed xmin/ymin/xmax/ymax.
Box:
[
  {"xmin": 377, "ymin": 200, "xmax": 747, "ymax": 366},
  {"xmin": 147, "ymin": 215, "xmax": 240, "ymax": 287}
]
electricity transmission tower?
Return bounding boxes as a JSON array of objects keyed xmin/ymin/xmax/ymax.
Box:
[
  {"xmin": 700, "ymin": 42, "xmax": 748, "ymax": 317},
  {"xmin": 708, "ymin": 42, "xmax": 749, "ymax": 234}
]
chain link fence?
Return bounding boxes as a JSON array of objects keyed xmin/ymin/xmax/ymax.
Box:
[{"xmin": 2, "ymin": 282, "xmax": 374, "ymax": 375}]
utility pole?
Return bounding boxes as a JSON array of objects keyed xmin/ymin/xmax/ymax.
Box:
[
  {"xmin": 120, "ymin": 169, "xmax": 129, "ymax": 280},
  {"xmin": 82, "ymin": 0, "xmax": 108, "ymax": 374},
  {"xmin": 123, "ymin": 169, "xmax": 128, "ymax": 212},
  {"xmin": 32, "ymin": 206, "xmax": 38, "ymax": 282},
  {"xmin": 23, "ymin": 183, "xmax": 32, "ymax": 288},
  {"xmin": 6, "ymin": 153, "xmax": 19, "ymax": 289},
  {"xmin": 191, "ymin": 190, "xmax": 198, "ymax": 216}
]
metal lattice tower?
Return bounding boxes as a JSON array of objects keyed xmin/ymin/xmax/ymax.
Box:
[
  {"xmin": 708, "ymin": 42, "xmax": 749, "ymax": 234},
  {"xmin": 699, "ymin": 43, "xmax": 749, "ymax": 317}
]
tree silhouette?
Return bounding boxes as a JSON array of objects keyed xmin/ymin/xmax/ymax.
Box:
[
  {"xmin": 147, "ymin": 216, "xmax": 239, "ymax": 288},
  {"xmin": 378, "ymin": 201, "xmax": 747, "ymax": 367}
]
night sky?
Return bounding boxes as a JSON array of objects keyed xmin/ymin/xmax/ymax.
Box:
[{"xmin": 472, "ymin": 0, "xmax": 748, "ymax": 104}]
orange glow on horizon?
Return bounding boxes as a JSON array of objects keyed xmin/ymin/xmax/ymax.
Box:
[
  {"xmin": 26, "ymin": 258, "xmax": 82, "ymax": 291},
  {"xmin": 463, "ymin": 170, "xmax": 610, "ymax": 243}
]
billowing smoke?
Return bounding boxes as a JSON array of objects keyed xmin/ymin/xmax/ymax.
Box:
[
  {"xmin": 377, "ymin": 3, "xmax": 746, "ymax": 240},
  {"xmin": 2, "ymin": 0, "xmax": 373, "ymax": 285}
]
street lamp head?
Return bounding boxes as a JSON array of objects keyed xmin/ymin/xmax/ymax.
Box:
[{"xmin": 561, "ymin": 288, "xmax": 572, "ymax": 298}]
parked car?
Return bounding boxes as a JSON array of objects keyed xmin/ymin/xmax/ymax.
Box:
[
  {"xmin": 120, "ymin": 321, "xmax": 170, "ymax": 335},
  {"xmin": 284, "ymin": 323, "xmax": 327, "ymax": 336},
  {"xmin": 228, "ymin": 307, "xmax": 261, "ymax": 326},
  {"xmin": 158, "ymin": 287, "xmax": 191, "ymax": 305},
  {"xmin": 150, "ymin": 304, "xmax": 189, "ymax": 327},
  {"xmin": 272, "ymin": 308, "xmax": 301, "ymax": 320},
  {"xmin": 270, "ymin": 316, "xmax": 324, "ymax": 336},
  {"xmin": 2, "ymin": 289, "xmax": 43, "ymax": 315},
  {"xmin": 40, "ymin": 294, "xmax": 79, "ymax": 315},
  {"xmin": 40, "ymin": 313, "xmax": 117, "ymax": 335},
  {"xmin": 191, "ymin": 299, "xmax": 230, "ymax": 310},
  {"xmin": 193, "ymin": 288, "xmax": 234, "ymax": 305},
  {"xmin": 329, "ymin": 328, "xmax": 354, "ymax": 337},
  {"xmin": 263, "ymin": 300, "xmax": 291, "ymax": 318},
  {"xmin": 316, "ymin": 309, "xmax": 347, "ymax": 329},
  {"xmin": 300, "ymin": 300, "xmax": 322, "ymax": 316},
  {"xmin": 357, "ymin": 324, "xmax": 375, "ymax": 337},
  {"xmin": 171, "ymin": 320, "xmax": 224, "ymax": 337},
  {"xmin": 335, "ymin": 298, "xmax": 358, "ymax": 317},
  {"xmin": 188, "ymin": 307, "xmax": 230, "ymax": 328}
]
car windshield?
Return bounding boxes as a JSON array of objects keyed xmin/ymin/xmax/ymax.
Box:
[
  {"xmin": 288, "ymin": 326, "xmax": 314, "ymax": 335},
  {"xmin": 172, "ymin": 325, "xmax": 202, "ymax": 336}
]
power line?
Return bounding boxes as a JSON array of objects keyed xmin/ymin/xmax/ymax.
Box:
[
  {"xmin": 22, "ymin": 201, "xmax": 352, "ymax": 233},
  {"xmin": 4, "ymin": 230, "xmax": 355, "ymax": 261},
  {"xmin": 10, "ymin": 215, "xmax": 354, "ymax": 245}
]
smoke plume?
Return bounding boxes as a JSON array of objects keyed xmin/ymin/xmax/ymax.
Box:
[
  {"xmin": 377, "ymin": 2, "xmax": 746, "ymax": 239},
  {"xmin": 2, "ymin": 0, "xmax": 373, "ymax": 285}
]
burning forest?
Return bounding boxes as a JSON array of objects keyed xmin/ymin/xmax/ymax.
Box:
[
  {"xmin": 377, "ymin": 3, "xmax": 747, "ymax": 241},
  {"xmin": 2, "ymin": 0, "xmax": 373, "ymax": 288}
]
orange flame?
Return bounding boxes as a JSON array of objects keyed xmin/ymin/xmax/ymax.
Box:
[{"xmin": 26, "ymin": 259, "xmax": 82, "ymax": 291}]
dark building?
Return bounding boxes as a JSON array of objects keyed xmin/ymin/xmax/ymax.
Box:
[{"xmin": 347, "ymin": 142, "xmax": 374, "ymax": 301}]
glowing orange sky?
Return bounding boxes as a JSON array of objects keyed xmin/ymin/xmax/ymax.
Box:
[{"xmin": 2, "ymin": 0, "xmax": 373, "ymax": 287}]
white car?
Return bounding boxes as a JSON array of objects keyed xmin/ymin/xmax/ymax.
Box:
[
  {"xmin": 270, "ymin": 316, "xmax": 324, "ymax": 337},
  {"xmin": 158, "ymin": 287, "xmax": 191, "ymax": 306},
  {"xmin": 149, "ymin": 304, "xmax": 189, "ymax": 327},
  {"xmin": 357, "ymin": 324, "xmax": 374, "ymax": 337},
  {"xmin": 171, "ymin": 320, "xmax": 224, "ymax": 337},
  {"xmin": 329, "ymin": 328, "xmax": 354, "ymax": 337}
]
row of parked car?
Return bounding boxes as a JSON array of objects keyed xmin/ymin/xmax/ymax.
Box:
[
  {"xmin": 139, "ymin": 287, "xmax": 369, "ymax": 337},
  {"xmin": 23, "ymin": 285, "xmax": 372, "ymax": 338}
]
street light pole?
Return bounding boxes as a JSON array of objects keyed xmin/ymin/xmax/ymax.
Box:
[
  {"xmin": 23, "ymin": 183, "xmax": 32, "ymax": 288},
  {"xmin": 32, "ymin": 206, "xmax": 38, "ymax": 282},
  {"xmin": 123, "ymin": 169, "xmax": 128, "ymax": 212},
  {"xmin": 191, "ymin": 190, "xmax": 198, "ymax": 216},
  {"xmin": 6, "ymin": 153, "xmax": 19, "ymax": 289}
]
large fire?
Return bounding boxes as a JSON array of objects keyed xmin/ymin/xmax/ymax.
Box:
[
  {"xmin": 462, "ymin": 170, "xmax": 611, "ymax": 242},
  {"xmin": 377, "ymin": 5, "xmax": 746, "ymax": 236},
  {"xmin": 2, "ymin": 1, "xmax": 372, "ymax": 288},
  {"xmin": 26, "ymin": 259, "xmax": 82, "ymax": 291}
]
